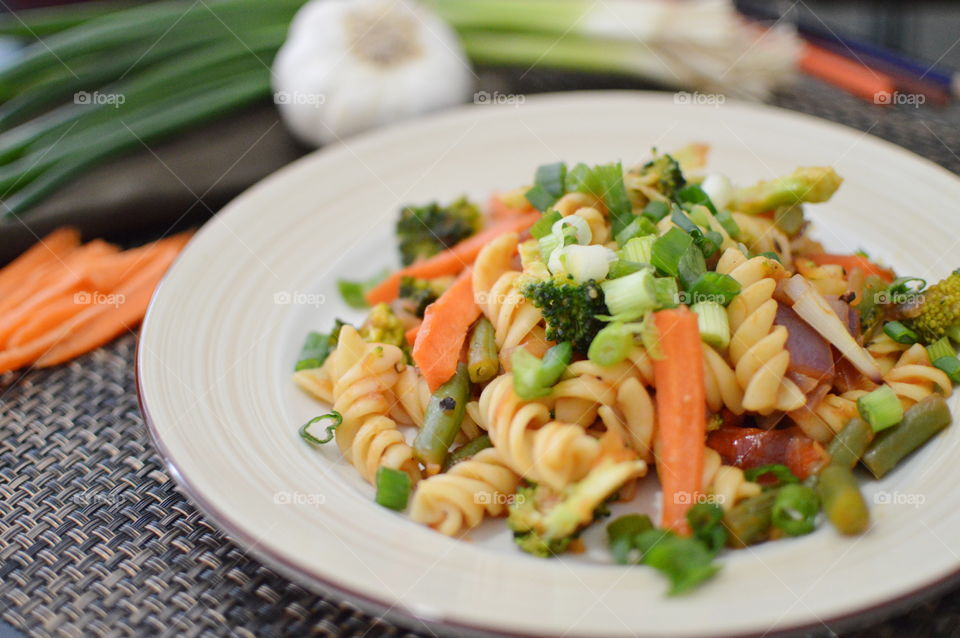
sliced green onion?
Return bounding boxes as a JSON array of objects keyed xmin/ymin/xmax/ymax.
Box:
[
  {"xmin": 443, "ymin": 434, "xmax": 493, "ymax": 470},
  {"xmin": 857, "ymin": 385, "xmax": 904, "ymax": 432},
  {"xmin": 677, "ymin": 245, "xmax": 707, "ymax": 291},
  {"xmin": 298, "ymin": 412, "xmax": 343, "ymax": 446},
  {"xmin": 691, "ymin": 301, "xmax": 730, "ymax": 350},
  {"xmin": 606, "ymin": 514, "xmax": 654, "ymax": 564},
  {"xmin": 338, "ymin": 270, "xmax": 388, "ymax": 310},
  {"xmin": 375, "ymin": 466, "xmax": 412, "ymax": 511},
  {"xmin": 926, "ymin": 337, "xmax": 957, "ymax": 363},
  {"xmin": 530, "ymin": 209, "xmax": 562, "ymax": 239},
  {"xmin": 538, "ymin": 232, "xmax": 563, "ymax": 261},
  {"xmin": 886, "ymin": 276, "xmax": 926, "ymax": 301},
  {"xmin": 686, "ymin": 272, "xmax": 741, "ymax": 307},
  {"xmin": 686, "ymin": 204, "xmax": 713, "ymax": 229},
  {"xmin": 634, "ymin": 529, "xmax": 721, "ymax": 596},
  {"xmin": 641, "ymin": 199, "xmax": 671, "ymax": 223},
  {"xmin": 525, "ymin": 161, "xmax": 567, "ymax": 211},
  {"xmin": 773, "ymin": 205, "xmax": 805, "ymax": 236},
  {"xmin": 771, "ymin": 484, "xmax": 819, "ymax": 536},
  {"xmin": 651, "ymin": 228, "xmax": 694, "ymax": 279},
  {"xmin": 619, "ymin": 235, "xmax": 655, "ymax": 264},
  {"xmin": 614, "ymin": 215, "xmax": 657, "ymax": 247},
  {"xmin": 715, "ymin": 209, "xmax": 741, "ymax": 239},
  {"xmin": 686, "ymin": 503, "xmax": 726, "ymax": 554},
  {"xmin": 601, "ymin": 268, "xmax": 657, "ymax": 320},
  {"xmin": 676, "ymin": 183, "xmax": 717, "ymax": 215},
  {"xmin": 640, "ymin": 312, "xmax": 663, "ymax": 360},
  {"xmin": 883, "ymin": 321, "xmax": 918, "ymax": 345},
  {"xmin": 744, "ymin": 464, "xmax": 798, "ymax": 486},
  {"xmin": 535, "ymin": 342, "xmax": 573, "ymax": 388},
  {"xmin": 933, "ymin": 356, "xmax": 960, "ymax": 384},
  {"xmin": 512, "ymin": 348, "xmax": 552, "ymax": 399},
  {"xmin": 295, "ymin": 331, "xmax": 331, "ymax": 371},
  {"xmin": 566, "ymin": 161, "xmax": 633, "ymax": 235},
  {"xmin": 588, "ymin": 322, "xmax": 634, "ymax": 366},
  {"xmin": 654, "ymin": 277, "xmax": 679, "ymax": 309},
  {"xmin": 552, "ymin": 214, "xmax": 592, "ymax": 245},
  {"xmin": 607, "ymin": 260, "xmax": 646, "ymax": 279}
]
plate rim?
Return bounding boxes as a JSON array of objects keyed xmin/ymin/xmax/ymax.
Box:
[{"xmin": 138, "ymin": 89, "xmax": 960, "ymax": 637}]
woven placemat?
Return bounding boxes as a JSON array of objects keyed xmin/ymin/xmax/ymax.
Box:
[{"xmin": 3, "ymin": 77, "xmax": 960, "ymax": 638}]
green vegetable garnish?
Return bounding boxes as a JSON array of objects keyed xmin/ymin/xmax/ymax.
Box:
[
  {"xmin": 744, "ymin": 464, "xmax": 798, "ymax": 487},
  {"xmin": 525, "ymin": 162, "xmax": 567, "ymax": 211},
  {"xmin": 298, "ymin": 411, "xmax": 343, "ymax": 445},
  {"xmin": 375, "ymin": 467, "xmax": 412, "ymax": 511},
  {"xmin": 771, "ymin": 484, "xmax": 819, "ymax": 536},
  {"xmin": 857, "ymin": 385, "xmax": 904, "ymax": 433},
  {"xmin": 338, "ymin": 269, "xmax": 388, "ymax": 309}
]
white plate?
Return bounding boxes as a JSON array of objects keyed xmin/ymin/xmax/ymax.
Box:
[{"xmin": 139, "ymin": 92, "xmax": 960, "ymax": 637}]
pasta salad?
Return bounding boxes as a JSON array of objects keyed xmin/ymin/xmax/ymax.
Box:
[{"xmin": 292, "ymin": 145, "xmax": 958, "ymax": 594}]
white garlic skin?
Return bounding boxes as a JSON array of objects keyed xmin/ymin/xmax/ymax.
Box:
[{"xmin": 273, "ymin": 0, "xmax": 474, "ymax": 146}]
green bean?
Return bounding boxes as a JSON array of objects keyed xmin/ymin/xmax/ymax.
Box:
[
  {"xmin": 862, "ymin": 395, "xmax": 952, "ymax": 479},
  {"xmin": 723, "ymin": 490, "xmax": 778, "ymax": 548},
  {"xmin": 817, "ymin": 464, "xmax": 869, "ymax": 535},
  {"xmin": 443, "ymin": 435, "xmax": 492, "ymax": 470},
  {"xmin": 826, "ymin": 418, "xmax": 875, "ymax": 469},
  {"xmin": 3, "ymin": 71, "xmax": 270, "ymax": 216},
  {"xmin": 413, "ymin": 363, "xmax": 470, "ymax": 468},
  {"xmin": 467, "ymin": 318, "xmax": 498, "ymax": 383}
]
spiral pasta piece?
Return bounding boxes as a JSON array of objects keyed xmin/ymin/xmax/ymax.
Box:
[
  {"xmin": 702, "ymin": 343, "xmax": 744, "ymax": 415},
  {"xmin": 473, "ymin": 233, "xmax": 545, "ymax": 353},
  {"xmin": 327, "ymin": 326, "xmax": 420, "ymax": 484},
  {"xmin": 409, "ymin": 447, "xmax": 521, "ymax": 536},
  {"xmin": 867, "ymin": 333, "xmax": 910, "ymax": 376},
  {"xmin": 479, "ymin": 374, "xmax": 600, "ymax": 490},
  {"xmin": 885, "ymin": 344, "xmax": 953, "ymax": 409},
  {"xmin": 717, "ymin": 248, "xmax": 804, "ymax": 414},
  {"xmin": 702, "ymin": 448, "xmax": 761, "ymax": 510},
  {"xmin": 292, "ymin": 358, "xmax": 334, "ymax": 404},
  {"xmin": 731, "ymin": 212, "xmax": 793, "ymax": 268},
  {"xmin": 549, "ymin": 353, "xmax": 657, "ymax": 460},
  {"xmin": 795, "ymin": 258, "xmax": 848, "ymax": 296}
]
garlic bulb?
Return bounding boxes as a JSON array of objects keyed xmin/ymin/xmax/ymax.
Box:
[{"xmin": 272, "ymin": 0, "xmax": 474, "ymax": 146}]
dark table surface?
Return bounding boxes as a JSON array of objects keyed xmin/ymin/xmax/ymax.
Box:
[{"xmin": 3, "ymin": 70, "xmax": 960, "ymax": 638}]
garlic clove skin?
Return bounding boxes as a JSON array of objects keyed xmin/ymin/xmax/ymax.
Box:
[{"xmin": 273, "ymin": 0, "xmax": 474, "ymax": 146}]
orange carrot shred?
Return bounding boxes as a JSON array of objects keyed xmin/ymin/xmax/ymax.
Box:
[
  {"xmin": 411, "ymin": 268, "xmax": 480, "ymax": 391},
  {"xmin": 807, "ymin": 253, "xmax": 894, "ymax": 283},
  {"xmin": 652, "ymin": 307, "xmax": 707, "ymax": 536}
]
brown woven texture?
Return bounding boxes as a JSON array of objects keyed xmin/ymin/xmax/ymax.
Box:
[{"xmin": 2, "ymin": 78, "xmax": 960, "ymax": 638}]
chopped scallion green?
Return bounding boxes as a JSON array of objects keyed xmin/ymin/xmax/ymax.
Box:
[
  {"xmin": 375, "ymin": 466, "xmax": 412, "ymax": 511},
  {"xmin": 857, "ymin": 385, "xmax": 904, "ymax": 432},
  {"xmin": 298, "ymin": 412, "xmax": 343, "ymax": 446},
  {"xmin": 883, "ymin": 320, "xmax": 918, "ymax": 345},
  {"xmin": 691, "ymin": 301, "xmax": 730, "ymax": 350},
  {"xmin": 525, "ymin": 162, "xmax": 566, "ymax": 211}
]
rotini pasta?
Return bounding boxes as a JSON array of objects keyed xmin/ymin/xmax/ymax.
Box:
[
  {"xmin": 717, "ymin": 248, "xmax": 805, "ymax": 414},
  {"xmin": 702, "ymin": 448, "xmax": 761, "ymax": 511},
  {"xmin": 409, "ymin": 447, "xmax": 521, "ymax": 536},
  {"xmin": 885, "ymin": 344, "xmax": 953, "ymax": 409},
  {"xmin": 327, "ymin": 326, "xmax": 420, "ymax": 483}
]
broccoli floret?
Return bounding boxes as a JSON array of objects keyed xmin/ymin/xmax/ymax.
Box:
[
  {"xmin": 731, "ymin": 167, "xmax": 842, "ymax": 215},
  {"xmin": 398, "ymin": 276, "xmax": 450, "ymax": 318},
  {"xmin": 396, "ymin": 196, "xmax": 481, "ymax": 266},
  {"xmin": 509, "ymin": 459, "xmax": 645, "ymax": 558},
  {"xmin": 640, "ymin": 153, "xmax": 686, "ymax": 200},
  {"xmin": 359, "ymin": 303, "xmax": 406, "ymax": 348},
  {"xmin": 521, "ymin": 277, "xmax": 608, "ymax": 354},
  {"xmin": 904, "ymin": 271, "xmax": 960, "ymax": 344}
]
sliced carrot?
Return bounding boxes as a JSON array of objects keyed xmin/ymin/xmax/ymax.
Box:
[
  {"xmin": 807, "ymin": 253, "xmax": 894, "ymax": 283},
  {"xmin": 488, "ymin": 192, "xmax": 534, "ymax": 219},
  {"xmin": 35, "ymin": 240, "xmax": 183, "ymax": 368},
  {"xmin": 411, "ymin": 268, "xmax": 481, "ymax": 391},
  {"xmin": 365, "ymin": 212, "xmax": 540, "ymax": 306},
  {"xmin": 0, "ymin": 227, "xmax": 80, "ymax": 299},
  {"xmin": 0, "ymin": 324, "xmax": 71, "ymax": 374},
  {"xmin": 83, "ymin": 232, "xmax": 192, "ymax": 291},
  {"xmin": 800, "ymin": 42, "xmax": 896, "ymax": 103},
  {"xmin": 7, "ymin": 296, "xmax": 88, "ymax": 347},
  {"xmin": 405, "ymin": 323, "xmax": 421, "ymax": 347},
  {"xmin": 652, "ymin": 307, "xmax": 707, "ymax": 536}
]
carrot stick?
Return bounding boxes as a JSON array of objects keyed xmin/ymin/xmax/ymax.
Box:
[
  {"xmin": 652, "ymin": 307, "xmax": 707, "ymax": 536},
  {"xmin": 807, "ymin": 253, "xmax": 894, "ymax": 283},
  {"xmin": 800, "ymin": 42, "xmax": 896, "ymax": 103},
  {"xmin": 411, "ymin": 268, "xmax": 480, "ymax": 391},
  {"xmin": 365, "ymin": 212, "xmax": 540, "ymax": 306},
  {"xmin": 7, "ymin": 296, "xmax": 88, "ymax": 347},
  {"xmin": 0, "ymin": 227, "xmax": 80, "ymax": 299},
  {"xmin": 83, "ymin": 232, "xmax": 192, "ymax": 291},
  {"xmin": 35, "ymin": 240, "xmax": 183, "ymax": 367}
]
